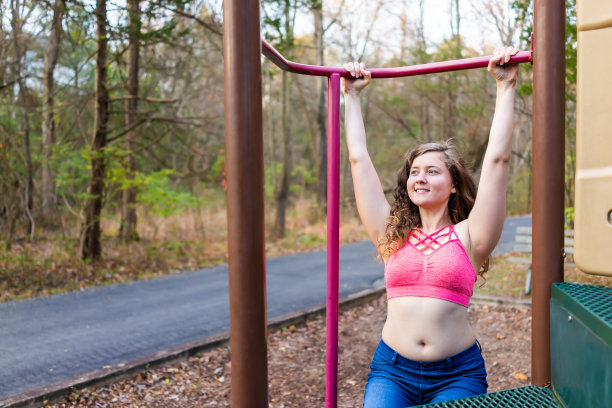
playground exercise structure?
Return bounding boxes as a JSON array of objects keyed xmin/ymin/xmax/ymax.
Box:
[
  {"xmin": 222, "ymin": 0, "xmax": 611, "ymax": 407},
  {"xmin": 262, "ymin": 38, "xmax": 536, "ymax": 408}
]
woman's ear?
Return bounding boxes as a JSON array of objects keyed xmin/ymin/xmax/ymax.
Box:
[{"xmin": 451, "ymin": 185, "xmax": 457, "ymax": 194}]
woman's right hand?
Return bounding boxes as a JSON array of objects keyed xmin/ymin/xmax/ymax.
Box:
[
  {"xmin": 487, "ymin": 46, "xmax": 519, "ymax": 87},
  {"xmin": 342, "ymin": 61, "xmax": 371, "ymax": 95}
]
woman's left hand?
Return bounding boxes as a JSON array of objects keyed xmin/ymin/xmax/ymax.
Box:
[{"xmin": 488, "ymin": 46, "xmax": 520, "ymax": 85}]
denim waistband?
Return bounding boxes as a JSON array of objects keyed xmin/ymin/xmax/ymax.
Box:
[{"xmin": 376, "ymin": 338, "xmax": 482, "ymax": 370}]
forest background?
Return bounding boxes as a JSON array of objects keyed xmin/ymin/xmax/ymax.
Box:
[{"xmin": 0, "ymin": 0, "xmax": 580, "ymax": 301}]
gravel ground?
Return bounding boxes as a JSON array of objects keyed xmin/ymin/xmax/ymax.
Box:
[{"xmin": 47, "ymin": 295, "xmax": 532, "ymax": 407}]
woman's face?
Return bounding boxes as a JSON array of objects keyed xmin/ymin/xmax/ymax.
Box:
[{"xmin": 406, "ymin": 151, "xmax": 456, "ymax": 209}]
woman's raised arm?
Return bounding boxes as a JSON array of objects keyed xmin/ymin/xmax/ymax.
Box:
[
  {"xmin": 466, "ymin": 47, "xmax": 520, "ymax": 266},
  {"xmin": 343, "ymin": 62, "xmax": 390, "ymax": 246}
]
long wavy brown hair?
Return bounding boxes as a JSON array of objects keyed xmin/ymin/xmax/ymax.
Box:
[{"xmin": 378, "ymin": 140, "xmax": 489, "ymax": 276}]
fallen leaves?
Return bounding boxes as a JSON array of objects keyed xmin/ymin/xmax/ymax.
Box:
[
  {"xmin": 47, "ymin": 297, "xmax": 532, "ymax": 407},
  {"xmin": 513, "ymin": 372, "xmax": 529, "ymax": 381}
]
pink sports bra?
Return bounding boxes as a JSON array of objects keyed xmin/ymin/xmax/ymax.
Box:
[{"xmin": 384, "ymin": 225, "xmax": 476, "ymax": 307}]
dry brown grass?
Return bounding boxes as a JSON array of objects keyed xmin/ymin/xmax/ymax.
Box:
[
  {"xmin": 0, "ymin": 197, "xmax": 370, "ymax": 303},
  {"xmin": 475, "ymin": 255, "xmax": 611, "ymax": 299},
  {"xmin": 1, "ymin": 199, "xmax": 609, "ymax": 304}
]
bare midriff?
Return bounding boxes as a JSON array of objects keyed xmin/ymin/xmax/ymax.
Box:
[{"xmin": 381, "ymin": 296, "xmax": 476, "ymax": 361}]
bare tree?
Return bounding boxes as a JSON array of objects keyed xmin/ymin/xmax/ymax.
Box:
[
  {"xmin": 441, "ymin": 0, "xmax": 461, "ymax": 140},
  {"xmin": 10, "ymin": 0, "xmax": 35, "ymax": 237},
  {"xmin": 82, "ymin": 0, "xmax": 109, "ymax": 260},
  {"xmin": 263, "ymin": 0, "xmax": 299, "ymax": 238},
  {"xmin": 416, "ymin": 0, "xmax": 431, "ymax": 142},
  {"xmin": 275, "ymin": 67, "xmax": 292, "ymax": 238},
  {"xmin": 313, "ymin": 0, "xmax": 327, "ymax": 210},
  {"xmin": 41, "ymin": 0, "xmax": 67, "ymax": 225},
  {"xmin": 474, "ymin": 0, "xmax": 520, "ymax": 46},
  {"xmin": 119, "ymin": 0, "xmax": 141, "ymax": 242}
]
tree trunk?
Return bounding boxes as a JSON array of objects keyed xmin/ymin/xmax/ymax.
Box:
[
  {"xmin": 41, "ymin": 0, "xmax": 66, "ymax": 225},
  {"xmin": 82, "ymin": 0, "xmax": 109, "ymax": 260},
  {"xmin": 11, "ymin": 0, "xmax": 34, "ymax": 237},
  {"xmin": 275, "ymin": 69, "xmax": 292, "ymax": 238},
  {"xmin": 119, "ymin": 0, "xmax": 140, "ymax": 242},
  {"xmin": 4, "ymin": 181, "xmax": 19, "ymax": 251},
  {"xmin": 313, "ymin": 2, "xmax": 327, "ymax": 210},
  {"xmin": 416, "ymin": 0, "xmax": 431, "ymax": 141},
  {"xmin": 450, "ymin": 0, "xmax": 461, "ymax": 48},
  {"xmin": 443, "ymin": 0, "xmax": 461, "ymax": 140},
  {"xmin": 273, "ymin": 0, "xmax": 295, "ymax": 239}
]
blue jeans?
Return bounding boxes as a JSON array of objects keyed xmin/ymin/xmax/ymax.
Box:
[{"xmin": 363, "ymin": 339, "xmax": 488, "ymax": 407}]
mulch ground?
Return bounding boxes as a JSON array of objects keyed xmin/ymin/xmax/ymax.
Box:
[{"xmin": 48, "ymin": 295, "xmax": 532, "ymax": 407}]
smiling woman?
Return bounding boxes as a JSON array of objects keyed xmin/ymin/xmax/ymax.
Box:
[
  {"xmin": 382, "ymin": 142, "xmax": 478, "ymax": 263},
  {"xmin": 342, "ymin": 46, "xmax": 520, "ymax": 407},
  {"xmin": 408, "ymin": 152, "xmax": 457, "ymax": 207}
]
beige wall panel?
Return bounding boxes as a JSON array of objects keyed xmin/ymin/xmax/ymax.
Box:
[
  {"xmin": 575, "ymin": 177, "xmax": 612, "ymax": 276},
  {"xmin": 575, "ymin": 26, "xmax": 612, "ymax": 276},
  {"xmin": 577, "ymin": 0, "xmax": 612, "ymax": 31},
  {"xmin": 577, "ymin": 27, "xmax": 612, "ymax": 169}
]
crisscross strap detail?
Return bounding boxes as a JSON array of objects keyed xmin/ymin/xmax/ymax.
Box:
[
  {"xmin": 407, "ymin": 225, "xmax": 459, "ymax": 256},
  {"xmin": 385, "ymin": 224, "xmax": 476, "ymax": 307}
]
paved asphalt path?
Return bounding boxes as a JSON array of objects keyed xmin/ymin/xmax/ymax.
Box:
[{"xmin": 0, "ymin": 216, "xmax": 530, "ymax": 400}]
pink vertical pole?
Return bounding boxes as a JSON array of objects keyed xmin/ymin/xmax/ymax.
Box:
[{"xmin": 326, "ymin": 73, "xmax": 340, "ymax": 408}]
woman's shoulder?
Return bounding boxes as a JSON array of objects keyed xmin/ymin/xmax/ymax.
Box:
[{"xmin": 452, "ymin": 220, "xmax": 471, "ymax": 251}]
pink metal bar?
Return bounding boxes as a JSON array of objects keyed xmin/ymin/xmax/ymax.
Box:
[
  {"xmin": 262, "ymin": 39, "xmax": 531, "ymax": 79},
  {"xmin": 326, "ymin": 73, "xmax": 341, "ymax": 408}
]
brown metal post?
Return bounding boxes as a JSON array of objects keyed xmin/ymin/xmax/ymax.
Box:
[
  {"xmin": 531, "ymin": 0, "xmax": 565, "ymax": 386},
  {"xmin": 223, "ymin": 0, "xmax": 268, "ymax": 406}
]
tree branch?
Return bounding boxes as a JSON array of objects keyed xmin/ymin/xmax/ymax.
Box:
[
  {"xmin": 324, "ymin": 0, "xmax": 346, "ymax": 33},
  {"xmin": 107, "ymin": 116, "xmax": 203, "ymax": 144},
  {"xmin": 375, "ymin": 103, "xmax": 417, "ymax": 139},
  {"xmin": 357, "ymin": 0, "xmax": 384, "ymax": 61},
  {"xmin": 0, "ymin": 75, "xmax": 28, "ymax": 92},
  {"xmin": 151, "ymin": 1, "xmax": 222, "ymax": 37},
  {"xmin": 108, "ymin": 95, "xmax": 177, "ymax": 103}
]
